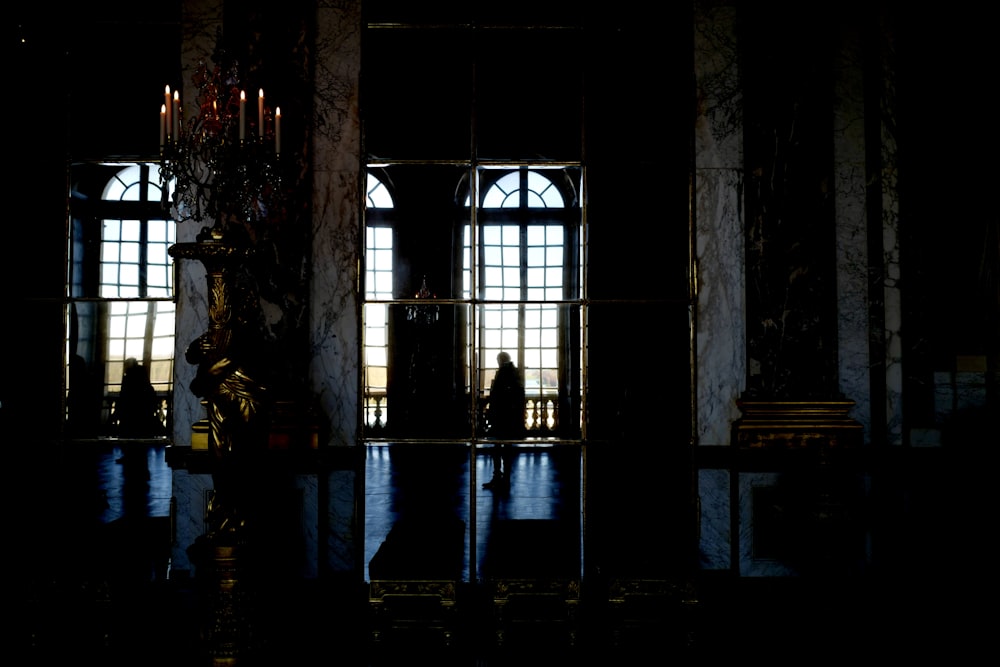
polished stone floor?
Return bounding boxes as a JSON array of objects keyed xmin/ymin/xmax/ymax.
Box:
[
  {"xmin": 365, "ymin": 443, "xmax": 583, "ymax": 584},
  {"xmin": 84, "ymin": 440, "xmax": 587, "ymax": 586},
  {"xmin": 16, "ymin": 440, "xmax": 978, "ymax": 665}
]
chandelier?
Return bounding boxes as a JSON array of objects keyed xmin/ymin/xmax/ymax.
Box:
[
  {"xmin": 159, "ymin": 36, "xmax": 284, "ymax": 246},
  {"xmin": 406, "ymin": 276, "xmax": 440, "ymax": 325}
]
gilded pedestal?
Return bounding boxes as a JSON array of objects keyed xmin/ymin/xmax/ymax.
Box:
[{"xmin": 170, "ymin": 239, "xmax": 268, "ymax": 665}]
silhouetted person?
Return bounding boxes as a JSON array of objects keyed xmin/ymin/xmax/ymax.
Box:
[
  {"xmin": 112, "ymin": 358, "xmax": 162, "ymax": 503},
  {"xmin": 483, "ymin": 351, "xmax": 525, "ymax": 489},
  {"xmin": 113, "ymin": 358, "xmax": 164, "ymax": 438}
]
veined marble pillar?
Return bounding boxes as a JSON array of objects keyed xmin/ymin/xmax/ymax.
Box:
[
  {"xmin": 694, "ymin": 3, "xmax": 743, "ymax": 571},
  {"xmin": 310, "ymin": 1, "xmax": 362, "ymax": 574},
  {"xmin": 170, "ymin": 0, "xmax": 223, "ymax": 576}
]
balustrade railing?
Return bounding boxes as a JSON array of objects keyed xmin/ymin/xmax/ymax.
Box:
[{"xmin": 363, "ymin": 391, "xmax": 558, "ymax": 435}]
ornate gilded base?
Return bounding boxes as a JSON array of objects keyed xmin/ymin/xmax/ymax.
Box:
[
  {"xmin": 490, "ymin": 578, "xmax": 580, "ymax": 649},
  {"xmin": 733, "ymin": 400, "xmax": 863, "ymax": 450},
  {"xmin": 192, "ymin": 537, "xmax": 257, "ymax": 666},
  {"xmin": 607, "ymin": 578, "xmax": 700, "ymax": 649},
  {"xmin": 368, "ymin": 580, "xmax": 459, "ymax": 647}
]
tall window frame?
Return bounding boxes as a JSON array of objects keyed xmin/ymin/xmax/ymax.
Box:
[
  {"xmin": 361, "ymin": 164, "xmax": 583, "ymax": 441},
  {"xmin": 359, "ymin": 15, "xmax": 599, "ymax": 588},
  {"xmin": 65, "ymin": 161, "xmax": 176, "ymax": 438},
  {"xmin": 465, "ymin": 166, "xmax": 583, "ymax": 436}
]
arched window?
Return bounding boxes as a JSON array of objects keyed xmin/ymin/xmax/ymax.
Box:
[
  {"xmin": 464, "ymin": 168, "xmax": 581, "ymax": 433},
  {"xmin": 361, "ymin": 163, "xmax": 582, "ymax": 439},
  {"xmin": 66, "ymin": 161, "xmax": 175, "ymax": 438}
]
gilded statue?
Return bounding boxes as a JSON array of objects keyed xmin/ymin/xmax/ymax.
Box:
[{"xmin": 184, "ymin": 256, "xmax": 270, "ymax": 536}]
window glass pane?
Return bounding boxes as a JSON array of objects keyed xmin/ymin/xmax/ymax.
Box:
[
  {"xmin": 103, "ymin": 220, "xmax": 122, "ymax": 242},
  {"xmin": 148, "ymin": 243, "xmax": 168, "ymax": 266},
  {"xmin": 149, "ymin": 359, "xmax": 173, "ymax": 387},
  {"xmin": 151, "ymin": 331, "xmax": 174, "ymax": 358},
  {"xmin": 524, "ymin": 191, "xmax": 545, "ymax": 207},
  {"xmin": 502, "ymin": 248, "xmax": 519, "ymax": 268},
  {"xmin": 102, "ymin": 242, "xmax": 120, "ymax": 262},
  {"xmin": 118, "ymin": 266, "xmax": 140, "ymax": 295},
  {"xmin": 148, "ymin": 220, "xmax": 169, "ymax": 243},
  {"xmin": 547, "ymin": 245, "xmax": 563, "ymax": 265},
  {"xmin": 121, "ymin": 220, "xmax": 141, "ymax": 242},
  {"xmin": 363, "ymin": 302, "xmax": 390, "ymax": 431},
  {"xmin": 120, "ymin": 242, "xmax": 141, "ymax": 265},
  {"xmin": 145, "ymin": 179, "xmax": 163, "ymax": 203},
  {"xmin": 102, "ymin": 165, "xmax": 133, "ymax": 200},
  {"xmin": 107, "ymin": 358, "xmax": 126, "ymax": 386},
  {"xmin": 127, "ymin": 310, "xmax": 148, "ymax": 338},
  {"xmin": 367, "ymin": 173, "xmax": 394, "ymax": 208}
]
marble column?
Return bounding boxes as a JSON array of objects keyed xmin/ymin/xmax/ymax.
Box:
[
  {"xmin": 876, "ymin": 14, "xmax": 904, "ymax": 446},
  {"xmin": 693, "ymin": 3, "xmax": 743, "ymax": 571},
  {"xmin": 832, "ymin": 21, "xmax": 872, "ymax": 443},
  {"xmin": 169, "ymin": 0, "xmax": 223, "ymax": 575},
  {"xmin": 310, "ymin": 1, "xmax": 362, "ymax": 574}
]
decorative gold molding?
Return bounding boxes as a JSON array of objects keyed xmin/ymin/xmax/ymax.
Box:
[{"xmin": 733, "ymin": 400, "xmax": 863, "ymax": 450}]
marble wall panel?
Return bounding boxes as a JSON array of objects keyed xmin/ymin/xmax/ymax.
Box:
[
  {"xmin": 297, "ymin": 473, "xmax": 320, "ymax": 578},
  {"xmin": 879, "ymin": 18, "xmax": 904, "ymax": 446},
  {"xmin": 325, "ymin": 469, "xmax": 357, "ymax": 574},
  {"xmin": 310, "ymin": 3, "xmax": 361, "ymax": 450},
  {"xmin": 169, "ymin": 469, "xmax": 213, "ymax": 575},
  {"xmin": 697, "ymin": 468, "xmax": 731, "ymax": 570},
  {"xmin": 832, "ymin": 21, "xmax": 872, "ymax": 441},
  {"xmin": 694, "ymin": 169, "xmax": 745, "ymax": 446},
  {"xmin": 694, "ymin": 3, "xmax": 744, "ymax": 447},
  {"xmin": 172, "ymin": 258, "xmax": 207, "ymax": 446},
  {"xmin": 955, "ymin": 371, "xmax": 989, "ymax": 412},
  {"xmin": 693, "ymin": 2, "xmax": 741, "ymax": 576},
  {"xmin": 311, "ymin": 2, "xmax": 362, "ymax": 576},
  {"xmin": 694, "ymin": 3, "xmax": 742, "ymax": 171},
  {"xmin": 738, "ymin": 472, "xmax": 795, "ymax": 577}
]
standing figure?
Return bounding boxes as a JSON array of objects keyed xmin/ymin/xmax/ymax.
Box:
[
  {"xmin": 113, "ymin": 357, "xmax": 164, "ymax": 438},
  {"xmin": 483, "ymin": 351, "xmax": 525, "ymax": 489}
]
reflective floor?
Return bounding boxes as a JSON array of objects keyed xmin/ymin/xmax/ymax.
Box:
[
  {"xmin": 95, "ymin": 441, "xmax": 174, "ymax": 523},
  {"xmin": 82, "ymin": 440, "xmax": 587, "ymax": 586},
  {"xmin": 365, "ymin": 443, "xmax": 583, "ymax": 583},
  {"xmin": 20, "ymin": 441, "xmax": 958, "ymax": 664}
]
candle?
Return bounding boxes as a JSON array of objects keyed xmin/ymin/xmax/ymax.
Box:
[
  {"xmin": 172, "ymin": 90, "xmax": 180, "ymax": 140},
  {"xmin": 160, "ymin": 104, "xmax": 166, "ymax": 148},
  {"xmin": 275, "ymin": 107, "xmax": 281, "ymax": 154},
  {"xmin": 258, "ymin": 88, "xmax": 264, "ymax": 138},
  {"xmin": 239, "ymin": 90, "xmax": 246, "ymax": 141},
  {"xmin": 164, "ymin": 85, "xmax": 172, "ymax": 140}
]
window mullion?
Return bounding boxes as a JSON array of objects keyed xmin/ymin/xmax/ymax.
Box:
[{"xmin": 143, "ymin": 301, "xmax": 157, "ymax": 368}]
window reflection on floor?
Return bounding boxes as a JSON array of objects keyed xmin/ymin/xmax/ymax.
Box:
[
  {"xmin": 364, "ymin": 443, "xmax": 582, "ymax": 583},
  {"xmin": 95, "ymin": 442, "xmax": 173, "ymax": 523}
]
